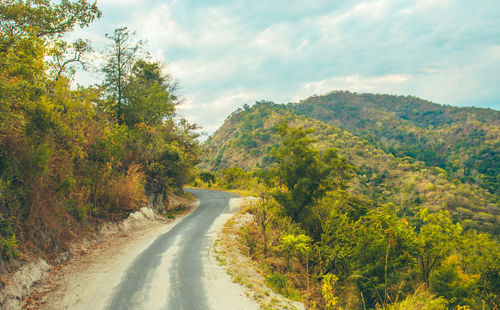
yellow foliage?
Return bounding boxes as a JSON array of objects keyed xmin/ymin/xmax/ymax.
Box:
[{"xmin": 322, "ymin": 274, "xmax": 340, "ymax": 310}]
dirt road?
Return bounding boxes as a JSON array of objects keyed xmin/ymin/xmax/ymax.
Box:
[{"xmin": 37, "ymin": 188, "xmax": 258, "ymax": 310}]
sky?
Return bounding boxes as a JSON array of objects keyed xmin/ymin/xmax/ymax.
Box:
[{"xmin": 73, "ymin": 0, "xmax": 500, "ymax": 135}]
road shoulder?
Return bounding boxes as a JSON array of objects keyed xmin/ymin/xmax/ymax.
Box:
[
  {"xmin": 212, "ymin": 197, "xmax": 305, "ymax": 310},
  {"xmin": 203, "ymin": 197, "xmax": 260, "ymax": 310}
]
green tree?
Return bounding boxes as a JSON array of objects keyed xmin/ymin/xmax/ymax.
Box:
[
  {"xmin": 429, "ymin": 255, "xmax": 480, "ymax": 308},
  {"xmin": 272, "ymin": 123, "xmax": 353, "ymax": 235},
  {"xmin": 322, "ymin": 274, "xmax": 340, "ymax": 310},
  {"xmin": 199, "ymin": 171, "xmax": 216, "ymax": 186},
  {"xmin": 458, "ymin": 231, "xmax": 500, "ymax": 307},
  {"xmin": 416, "ymin": 209, "xmax": 462, "ymax": 287},
  {"xmin": 280, "ymin": 233, "xmax": 312, "ymax": 271},
  {"xmin": 352, "ymin": 204, "xmax": 418, "ymax": 308},
  {"xmin": 47, "ymin": 38, "xmax": 93, "ymax": 81},
  {"xmin": 318, "ymin": 190, "xmax": 370, "ymax": 277},
  {"xmin": 0, "ymin": 0, "xmax": 101, "ymax": 41},
  {"xmin": 0, "ymin": 0, "xmax": 203, "ymax": 262},
  {"xmin": 219, "ymin": 167, "xmax": 247, "ymax": 189},
  {"xmin": 252, "ymin": 197, "xmax": 279, "ymax": 255},
  {"xmin": 102, "ymin": 27, "xmax": 143, "ymax": 123},
  {"xmin": 122, "ymin": 59, "xmax": 177, "ymax": 127}
]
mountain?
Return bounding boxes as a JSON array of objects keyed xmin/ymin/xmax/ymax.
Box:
[
  {"xmin": 201, "ymin": 94, "xmax": 499, "ymax": 233},
  {"xmin": 290, "ymin": 91, "xmax": 500, "ymax": 194}
]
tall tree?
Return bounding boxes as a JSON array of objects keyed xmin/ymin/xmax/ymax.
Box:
[
  {"xmin": 272, "ymin": 123, "xmax": 353, "ymax": 236},
  {"xmin": 102, "ymin": 27, "xmax": 143, "ymax": 124},
  {"xmin": 1, "ymin": 0, "xmax": 100, "ymax": 87},
  {"xmin": 416, "ymin": 208, "xmax": 462, "ymax": 287},
  {"xmin": 122, "ymin": 59, "xmax": 178, "ymax": 127}
]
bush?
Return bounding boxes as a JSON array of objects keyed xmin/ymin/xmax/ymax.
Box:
[
  {"xmin": 265, "ymin": 272, "xmax": 300, "ymax": 300},
  {"xmin": 240, "ymin": 223, "xmax": 259, "ymax": 257},
  {"xmin": 430, "ymin": 255, "xmax": 480, "ymax": 309},
  {"xmin": 101, "ymin": 165, "xmax": 147, "ymax": 218},
  {"xmin": 266, "ymin": 272, "xmax": 288, "ymax": 294},
  {"xmin": 199, "ymin": 171, "xmax": 216, "ymax": 186},
  {"xmin": 0, "ymin": 216, "xmax": 18, "ymax": 259},
  {"xmin": 0, "ymin": 235, "xmax": 18, "ymax": 260},
  {"xmin": 385, "ymin": 285, "xmax": 448, "ymax": 310}
]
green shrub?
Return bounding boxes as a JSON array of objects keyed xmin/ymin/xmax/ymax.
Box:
[
  {"xmin": 430, "ymin": 255, "xmax": 480, "ymax": 309},
  {"xmin": 265, "ymin": 272, "xmax": 300, "ymax": 300},
  {"xmin": 266, "ymin": 272, "xmax": 288, "ymax": 294},
  {"xmin": 0, "ymin": 235, "xmax": 19, "ymax": 260}
]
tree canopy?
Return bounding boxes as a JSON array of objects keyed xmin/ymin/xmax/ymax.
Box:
[{"xmin": 0, "ymin": 0, "xmax": 201, "ymax": 264}]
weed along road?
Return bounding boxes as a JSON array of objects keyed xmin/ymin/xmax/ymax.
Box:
[{"xmin": 105, "ymin": 188, "xmax": 257, "ymax": 310}]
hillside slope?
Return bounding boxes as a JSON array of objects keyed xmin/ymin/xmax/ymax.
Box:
[
  {"xmin": 202, "ymin": 100, "xmax": 499, "ymax": 233},
  {"xmin": 290, "ymin": 91, "xmax": 500, "ymax": 194}
]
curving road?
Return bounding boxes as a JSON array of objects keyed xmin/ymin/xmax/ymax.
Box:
[{"xmin": 104, "ymin": 188, "xmax": 247, "ymax": 310}]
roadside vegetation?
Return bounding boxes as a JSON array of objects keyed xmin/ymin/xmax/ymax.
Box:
[
  {"xmin": 0, "ymin": 0, "xmax": 200, "ymax": 266},
  {"xmin": 195, "ymin": 121, "xmax": 499, "ymax": 309}
]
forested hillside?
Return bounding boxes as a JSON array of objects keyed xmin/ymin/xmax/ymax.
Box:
[
  {"xmin": 0, "ymin": 1, "xmax": 200, "ymax": 264},
  {"xmin": 201, "ymin": 101, "xmax": 499, "ymax": 233},
  {"xmin": 290, "ymin": 91, "xmax": 500, "ymax": 194},
  {"xmin": 199, "ymin": 98, "xmax": 499, "ymax": 309}
]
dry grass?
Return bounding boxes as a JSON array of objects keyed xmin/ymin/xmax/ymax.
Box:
[
  {"xmin": 105, "ymin": 165, "xmax": 147, "ymax": 217},
  {"xmin": 383, "ymin": 285, "xmax": 448, "ymax": 310}
]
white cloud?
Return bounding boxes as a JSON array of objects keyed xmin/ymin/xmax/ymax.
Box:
[
  {"xmin": 203, "ymin": 89, "xmax": 260, "ymax": 111},
  {"xmin": 177, "ymin": 88, "xmax": 263, "ymax": 134},
  {"xmin": 350, "ymin": 0, "xmax": 390, "ymax": 19},
  {"xmin": 71, "ymin": 0, "xmax": 500, "ymax": 134},
  {"xmin": 396, "ymin": 8, "xmax": 414, "ymax": 15},
  {"xmin": 168, "ymin": 56, "xmax": 240, "ymax": 85},
  {"xmin": 97, "ymin": 0, "xmax": 140, "ymax": 7},
  {"xmin": 176, "ymin": 94, "xmax": 196, "ymax": 111},
  {"xmin": 318, "ymin": 0, "xmax": 390, "ymax": 26},
  {"xmin": 416, "ymin": 0, "xmax": 451, "ymax": 9},
  {"xmin": 132, "ymin": 4, "xmax": 192, "ymax": 49},
  {"xmin": 300, "ymin": 74, "xmax": 412, "ymax": 99},
  {"xmin": 253, "ymin": 23, "xmax": 311, "ymax": 57},
  {"xmin": 197, "ymin": 7, "xmax": 243, "ymax": 46}
]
